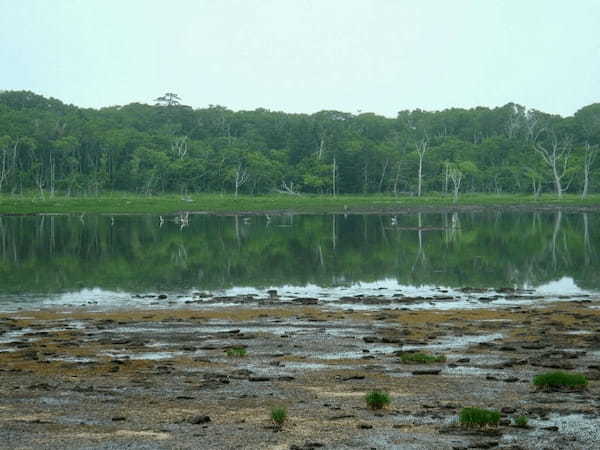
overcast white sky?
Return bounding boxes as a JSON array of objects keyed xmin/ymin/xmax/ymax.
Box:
[{"xmin": 1, "ymin": 0, "xmax": 599, "ymax": 116}]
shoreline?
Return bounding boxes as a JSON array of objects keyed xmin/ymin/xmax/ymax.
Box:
[{"xmin": 1, "ymin": 193, "xmax": 600, "ymax": 215}]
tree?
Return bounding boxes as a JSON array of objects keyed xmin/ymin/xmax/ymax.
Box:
[
  {"xmin": 154, "ymin": 93, "xmax": 182, "ymax": 107},
  {"xmin": 533, "ymin": 130, "xmax": 573, "ymax": 198},
  {"xmin": 581, "ymin": 143, "xmax": 598, "ymax": 198},
  {"xmin": 448, "ymin": 165, "xmax": 462, "ymax": 202},
  {"xmin": 415, "ymin": 138, "xmax": 428, "ymax": 196}
]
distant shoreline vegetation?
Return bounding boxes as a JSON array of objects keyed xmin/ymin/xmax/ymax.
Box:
[
  {"xmin": 0, "ymin": 193, "xmax": 599, "ymax": 215},
  {"xmin": 0, "ymin": 91, "xmax": 598, "ymax": 204}
]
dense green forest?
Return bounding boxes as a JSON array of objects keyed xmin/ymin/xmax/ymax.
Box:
[{"xmin": 0, "ymin": 91, "xmax": 598, "ymax": 197}]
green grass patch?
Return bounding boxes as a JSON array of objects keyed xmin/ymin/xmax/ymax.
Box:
[
  {"xmin": 270, "ymin": 406, "xmax": 287, "ymax": 426},
  {"xmin": 513, "ymin": 416, "xmax": 529, "ymax": 428},
  {"xmin": 399, "ymin": 352, "xmax": 446, "ymax": 364},
  {"xmin": 1, "ymin": 192, "xmax": 599, "ymax": 215},
  {"xmin": 226, "ymin": 347, "xmax": 247, "ymax": 357},
  {"xmin": 365, "ymin": 390, "xmax": 391, "ymax": 410},
  {"xmin": 533, "ymin": 371, "xmax": 588, "ymax": 390},
  {"xmin": 459, "ymin": 407, "xmax": 501, "ymax": 428}
]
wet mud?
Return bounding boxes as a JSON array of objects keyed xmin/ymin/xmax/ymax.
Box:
[{"xmin": 1, "ymin": 298, "xmax": 599, "ymax": 449}]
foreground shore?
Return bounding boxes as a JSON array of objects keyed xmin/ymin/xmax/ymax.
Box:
[
  {"xmin": 1, "ymin": 193, "xmax": 600, "ymax": 215},
  {"xmin": 1, "ymin": 296, "xmax": 599, "ymax": 449}
]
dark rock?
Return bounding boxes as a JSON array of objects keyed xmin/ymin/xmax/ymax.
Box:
[
  {"xmin": 380, "ymin": 337, "xmax": 403, "ymax": 344},
  {"xmin": 328, "ymin": 414, "xmax": 355, "ymax": 420},
  {"xmin": 158, "ymin": 294, "xmax": 168, "ymax": 299},
  {"xmin": 188, "ymin": 415, "xmax": 211, "ymax": 425},
  {"xmin": 340, "ymin": 375, "xmax": 365, "ymax": 381},
  {"xmin": 111, "ymin": 416, "xmax": 126, "ymax": 421},
  {"xmin": 230, "ymin": 369, "xmax": 254, "ymax": 379},
  {"xmin": 530, "ymin": 358, "xmax": 575, "ymax": 370},
  {"xmin": 358, "ymin": 423, "xmax": 373, "ymax": 429},
  {"xmin": 290, "ymin": 442, "xmax": 325, "ymax": 450},
  {"xmin": 521, "ymin": 343, "xmax": 547, "ymax": 350},
  {"xmin": 28, "ymin": 383, "xmax": 54, "ymax": 390},
  {"xmin": 412, "ymin": 369, "xmax": 441, "ymax": 375},
  {"xmin": 468, "ymin": 442, "xmax": 499, "ymax": 449},
  {"xmin": 292, "ymin": 298, "xmax": 319, "ymax": 305},
  {"xmin": 248, "ymin": 376, "xmax": 271, "ymax": 382}
]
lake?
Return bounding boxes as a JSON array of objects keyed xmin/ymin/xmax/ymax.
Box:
[{"xmin": 0, "ymin": 210, "xmax": 598, "ymax": 310}]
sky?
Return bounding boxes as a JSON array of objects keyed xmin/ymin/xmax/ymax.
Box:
[{"xmin": 1, "ymin": 0, "xmax": 599, "ymax": 117}]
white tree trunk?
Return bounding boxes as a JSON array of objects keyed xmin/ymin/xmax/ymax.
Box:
[
  {"xmin": 534, "ymin": 132, "xmax": 572, "ymax": 198},
  {"xmin": 582, "ymin": 143, "xmax": 598, "ymax": 199},
  {"xmin": 449, "ymin": 167, "xmax": 463, "ymax": 202},
  {"xmin": 415, "ymin": 139, "xmax": 428, "ymax": 197},
  {"xmin": 332, "ymin": 156, "xmax": 336, "ymax": 197},
  {"xmin": 234, "ymin": 164, "xmax": 249, "ymax": 197}
]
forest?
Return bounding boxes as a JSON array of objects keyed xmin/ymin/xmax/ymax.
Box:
[{"xmin": 0, "ymin": 90, "xmax": 598, "ymax": 198}]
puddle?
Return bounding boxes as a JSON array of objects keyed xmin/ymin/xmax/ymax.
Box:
[
  {"xmin": 443, "ymin": 366, "xmax": 510, "ymax": 377},
  {"xmin": 282, "ymin": 361, "xmax": 349, "ymax": 370},
  {"xmin": 0, "ymin": 328, "xmax": 36, "ymax": 343},
  {"xmin": 401, "ymin": 333, "xmax": 503, "ymax": 351},
  {"xmin": 47, "ymin": 356, "xmax": 96, "ymax": 363},
  {"xmin": 103, "ymin": 351, "xmax": 185, "ymax": 361},
  {"xmin": 503, "ymin": 413, "xmax": 600, "ymax": 447}
]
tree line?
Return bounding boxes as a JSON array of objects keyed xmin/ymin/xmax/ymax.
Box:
[{"xmin": 0, "ymin": 90, "xmax": 598, "ymax": 198}]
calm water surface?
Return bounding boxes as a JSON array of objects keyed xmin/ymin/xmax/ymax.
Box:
[{"xmin": 0, "ymin": 210, "xmax": 598, "ymax": 309}]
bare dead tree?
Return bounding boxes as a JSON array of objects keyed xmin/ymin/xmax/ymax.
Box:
[
  {"xmin": 415, "ymin": 138, "xmax": 428, "ymax": 197},
  {"xmin": 172, "ymin": 136, "xmax": 188, "ymax": 160},
  {"xmin": 0, "ymin": 143, "xmax": 7, "ymax": 193},
  {"xmin": 234, "ymin": 164, "xmax": 249, "ymax": 197},
  {"xmin": 582, "ymin": 142, "xmax": 598, "ymax": 199},
  {"xmin": 505, "ymin": 105, "xmax": 523, "ymax": 139},
  {"xmin": 317, "ymin": 131, "xmax": 326, "ymax": 160},
  {"xmin": 378, "ymin": 159, "xmax": 389, "ymax": 193},
  {"xmin": 392, "ymin": 161, "xmax": 402, "ymax": 196},
  {"xmin": 0, "ymin": 138, "xmax": 19, "ymax": 193},
  {"xmin": 448, "ymin": 166, "xmax": 463, "ymax": 202},
  {"xmin": 533, "ymin": 131, "xmax": 572, "ymax": 198},
  {"xmin": 278, "ymin": 180, "xmax": 301, "ymax": 195},
  {"xmin": 524, "ymin": 109, "xmax": 543, "ymax": 142},
  {"xmin": 332, "ymin": 155, "xmax": 337, "ymax": 197}
]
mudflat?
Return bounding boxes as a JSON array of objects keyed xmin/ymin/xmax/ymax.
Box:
[{"xmin": 0, "ymin": 298, "xmax": 599, "ymax": 449}]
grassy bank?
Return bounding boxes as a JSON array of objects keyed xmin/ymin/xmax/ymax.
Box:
[{"xmin": 0, "ymin": 193, "xmax": 599, "ymax": 215}]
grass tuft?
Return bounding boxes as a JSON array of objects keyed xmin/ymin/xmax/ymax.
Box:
[
  {"xmin": 399, "ymin": 352, "xmax": 446, "ymax": 364},
  {"xmin": 271, "ymin": 406, "xmax": 287, "ymax": 426},
  {"xmin": 226, "ymin": 347, "xmax": 247, "ymax": 357},
  {"xmin": 532, "ymin": 371, "xmax": 587, "ymax": 390},
  {"xmin": 513, "ymin": 416, "xmax": 528, "ymax": 428},
  {"xmin": 365, "ymin": 390, "xmax": 391, "ymax": 410},
  {"xmin": 459, "ymin": 407, "xmax": 501, "ymax": 428}
]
